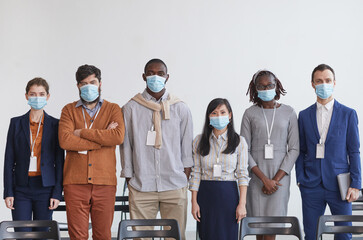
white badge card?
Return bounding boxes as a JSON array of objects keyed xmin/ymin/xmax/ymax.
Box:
[
  {"xmin": 264, "ymin": 144, "xmax": 274, "ymax": 159},
  {"xmin": 146, "ymin": 130, "xmax": 156, "ymax": 146},
  {"xmin": 316, "ymin": 143, "xmax": 325, "ymax": 158},
  {"xmin": 29, "ymin": 156, "xmax": 37, "ymax": 172},
  {"xmin": 213, "ymin": 164, "xmax": 222, "ymax": 177},
  {"xmin": 78, "ymin": 150, "xmax": 88, "ymax": 155}
]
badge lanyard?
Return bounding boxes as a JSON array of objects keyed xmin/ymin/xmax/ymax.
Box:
[
  {"xmin": 29, "ymin": 113, "xmax": 43, "ymax": 172},
  {"xmin": 82, "ymin": 107, "xmax": 101, "ymax": 130},
  {"xmin": 30, "ymin": 113, "xmax": 43, "ymax": 158},
  {"xmin": 262, "ymin": 104, "xmax": 276, "ymax": 159},
  {"xmin": 78, "ymin": 107, "xmax": 101, "ymax": 155},
  {"xmin": 213, "ymin": 138, "xmax": 226, "ymax": 177}
]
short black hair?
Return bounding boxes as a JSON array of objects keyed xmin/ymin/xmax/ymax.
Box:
[
  {"xmin": 246, "ymin": 70, "xmax": 286, "ymax": 107},
  {"xmin": 197, "ymin": 98, "xmax": 240, "ymax": 156},
  {"xmin": 311, "ymin": 64, "xmax": 335, "ymax": 82},
  {"xmin": 144, "ymin": 59, "xmax": 168, "ymax": 74},
  {"xmin": 76, "ymin": 64, "xmax": 101, "ymax": 83}
]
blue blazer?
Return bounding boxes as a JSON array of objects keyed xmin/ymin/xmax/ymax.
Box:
[
  {"xmin": 3, "ymin": 111, "xmax": 64, "ymax": 200},
  {"xmin": 296, "ymin": 100, "xmax": 361, "ymax": 191}
]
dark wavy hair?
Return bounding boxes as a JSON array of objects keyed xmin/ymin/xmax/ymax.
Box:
[
  {"xmin": 76, "ymin": 64, "xmax": 101, "ymax": 83},
  {"xmin": 246, "ymin": 70, "xmax": 286, "ymax": 107},
  {"xmin": 197, "ymin": 98, "xmax": 240, "ymax": 156}
]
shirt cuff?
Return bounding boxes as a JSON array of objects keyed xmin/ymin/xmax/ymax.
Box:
[{"xmin": 182, "ymin": 157, "xmax": 194, "ymax": 168}]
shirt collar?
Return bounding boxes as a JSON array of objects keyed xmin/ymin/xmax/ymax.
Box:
[
  {"xmin": 76, "ymin": 98, "xmax": 104, "ymax": 109},
  {"xmin": 317, "ymin": 99, "xmax": 334, "ymax": 111},
  {"xmin": 141, "ymin": 89, "xmax": 169, "ymax": 103},
  {"xmin": 211, "ymin": 130, "xmax": 228, "ymax": 141},
  {"xmin": 29, "ymin": 113, "xmax": 44, "ymax": 125}
]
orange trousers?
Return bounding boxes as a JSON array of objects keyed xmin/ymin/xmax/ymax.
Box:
[{"xmin": 64, "ymin": 184, "xmax": 116, "ymax": 240}]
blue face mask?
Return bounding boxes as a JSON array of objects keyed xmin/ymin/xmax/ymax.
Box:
[
  {"xmin": 80, "ymin": 84, "xmax": 99, "ymax": 102},
  {"xmin": 28, "ymin": 96, "xmax": 47, "ymax": 110},
  {"xmin": 315, "ymin": 83, "xmax": 334, "ymax": 99},
  {"xmin": 257, "ymin": 89, "xmax": 276, "ymax": 102},
  {"xmin": 146, "ymin": 75, "xmax": 166, "ymax": 93},
  {"xmin": 210, "ymin": 116, "xmax": 230, "ymax": 130}
]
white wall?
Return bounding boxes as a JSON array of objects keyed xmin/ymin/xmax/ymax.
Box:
[{"xmin": 1, "ymin": 0, "xmax": 363, "ymax": 233}]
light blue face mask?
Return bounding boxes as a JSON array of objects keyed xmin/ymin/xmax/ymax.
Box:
[
  {"xmin": 257, "ymin": 89, "xmax": 276, "ymax": 102},
  {"xmin": 146, "ymin": 75, "xmax": 166, "ymax": 93},
  {"xmin": 80, "ymin": 84, "xmax": 99, "ymax": 102},
  {"xmin": 315, "ymin": 83, "xmax": 334, "ymax": 99},
  {"xmin": 28, "ymin": 96, "xmax": 47, "ymax": 110},
  {"xmin": 210, "ymin": 116, "xmax": 230, "ymax": 130}
]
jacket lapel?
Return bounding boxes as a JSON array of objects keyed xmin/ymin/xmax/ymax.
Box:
[
  {"xmin": 309, "ymin": 103, "xmax": 320, "ymax": 142},
  {"xmin": 325, "ymin": 100, "xmax": 339, "ymax": 144},
  {"xmin": 41, "ymin": 111, "xmax": 49, "ymax": 153},
  {"xmin": 21, "ymin": 111, "xmax": 31, "ymax": 148}
]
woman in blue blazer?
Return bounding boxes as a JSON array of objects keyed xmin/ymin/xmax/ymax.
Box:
[{"xmin": 3, "ymin": 78, "xmax": 64, "ymax": 229}]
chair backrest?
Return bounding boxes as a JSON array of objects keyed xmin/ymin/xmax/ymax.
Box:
[
  {"xmin": 117, "ymin": 219, "xmax": 181, "ymax": 240},
  {"xmin": 0, "ymin": 220, "xmax": 60, "ymax": 240},
  {"xmin": 316, "ymin": 215, "xmax": 363, "ymax": 240},
  {"xmin": 240, "ymin": 216, "xmax": 303, "ymax": 240},
  {"xmin": 352, "ymin": 197, "xmax": 363, "ymax": 211},
  {"xmin": 115, "ymin": 196, "xmax": 130, "ymax": 212}
]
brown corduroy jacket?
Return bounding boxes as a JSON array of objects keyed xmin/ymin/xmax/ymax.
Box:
[{"xmin": 59, "ymin": 100, "xmax": 124, "ymax": 186}]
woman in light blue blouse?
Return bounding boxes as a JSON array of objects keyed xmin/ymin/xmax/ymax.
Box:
[{"xmin": 189, "ymin": 98, "xmax": 250, "ymax": 240}]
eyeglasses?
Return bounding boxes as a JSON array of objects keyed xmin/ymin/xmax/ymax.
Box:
[{"xmin": 256, "ymin": 84, "xmax": 276, "ymax": 91}]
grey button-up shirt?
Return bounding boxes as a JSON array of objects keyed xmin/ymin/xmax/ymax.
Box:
[{"xmin": 120, "ymin": 89, "xmax": 193, "ymax": 192}]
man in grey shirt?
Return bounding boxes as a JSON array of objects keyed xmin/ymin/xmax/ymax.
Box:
[{"xmin": 120, "ymin": 58, "xmax": 193, "ymax": 240}]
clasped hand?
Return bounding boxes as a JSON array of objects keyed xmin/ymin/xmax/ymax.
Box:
[{"xmin": 262, "ymin": 178, "xmax": 282, "ymax": 195}]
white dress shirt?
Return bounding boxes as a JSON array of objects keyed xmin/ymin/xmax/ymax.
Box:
[{"xmin": 316, "ymin": 99, "xmax": 334, "ymax": 143}]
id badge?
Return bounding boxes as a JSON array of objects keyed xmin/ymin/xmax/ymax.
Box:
[
  {"xmin": 316, "ymin": 143, "xmax": 325, "ymax": 158},
  {"xmin": 213, "ymin": 164, "xmax": 222, "ymax": 177},
  {"xmin": 29, "ymin": 156, "xmax": 37, "ymax": 172},
  {"xmin": 264, "ymin": 144, "xmax": 274, "ymax": 159},
  {"xmin": 146, "ymin": 131, "xmax": 156, "ymax": 146},
  {"xmin": 78, "ymin": 150, "xmax": 88, "ymax": 155}
]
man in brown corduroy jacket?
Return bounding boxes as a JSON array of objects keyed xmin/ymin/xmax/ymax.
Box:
[{"xmin": 59, "ymin": 64, "xmax": 125, "ymax": 240}]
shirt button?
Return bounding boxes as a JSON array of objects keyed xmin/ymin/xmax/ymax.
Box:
[
  {"xmin": 88, "ymin": 178, "xmax": 91, "ymax": 180},
  {"xmin": 156, "ymin": 175, "xmax": 159, "ymax": 178},
  {"xmin": 89, "ymin": 164, "xmax": 92, "ymax": 166}
]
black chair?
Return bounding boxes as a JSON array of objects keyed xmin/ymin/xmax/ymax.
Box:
[
  {"xmin": 240, "ymin": 216, "xmax": 303, "ymax": 240},
  {"xmin": 0, "ymin": 220, "xmax": 60, "ymax": 240},
  {"xmin": 353, "ymin": 197, "xmax": 363, "ymax": 211},
  {"xmin": 115, "ymin": 196, "xmax": 130, "ymax": 221},
  {"xmin": 117, "ymin": 219, "xmax": 181, "ymax": 240},
  {"xmin": 316, "ymin": 215, "xmax": 363, "ymax": 240}
]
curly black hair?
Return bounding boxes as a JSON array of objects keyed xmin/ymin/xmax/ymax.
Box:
[{"xmin": 246, "ymin": 70, "xmax": 286, "ymax": 106}]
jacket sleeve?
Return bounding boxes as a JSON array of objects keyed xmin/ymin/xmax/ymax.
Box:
[
  {"xmin": 295, "ymin": 111, "xmax": 306, "ymax": 185},
  {"xmin": 347, "ymin": 110, "xmax": 361, "ymax": 189},
  {"xmin": 51, "ymin": 120, "xmax": 65, "ymax": 200},
  {"xmin": 80, "ymin": 104, "xmax": 125, "ymax": 146},
  {"xmin": 3, "ymin": 119, "xmax": 15, "ymax": 199},
  {"xmin": 58, "ymin": 105, "xmax": 102, "ymax": 151}
]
